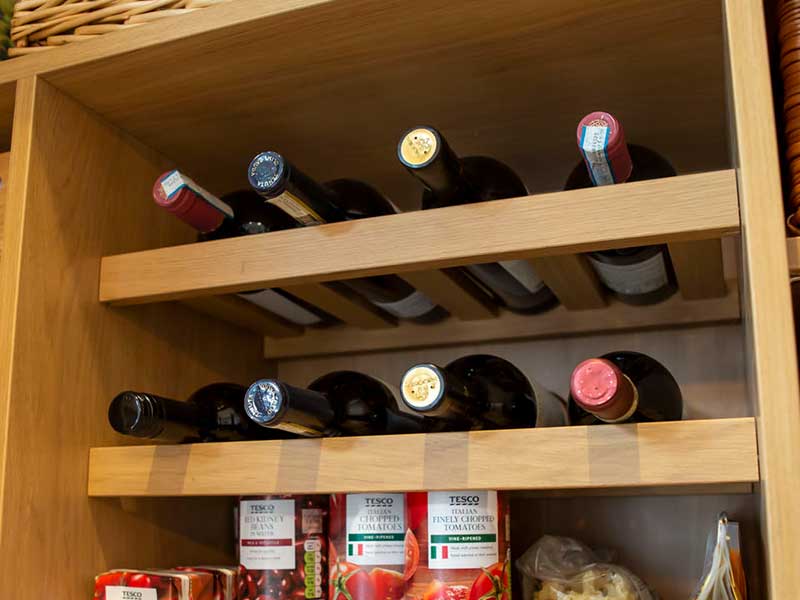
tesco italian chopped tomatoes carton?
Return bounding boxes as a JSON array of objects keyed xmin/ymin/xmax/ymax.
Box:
[
  {"xmin": 329, "ymin": 493, "xmax": 408, "ymax": 600},
  {"xmin": 93, "ymin": 569, "xmax": 215, "ymax": 600},
  {"xmin": 238, "ymin": 495, "xmax": 329, "ymax": 600},
  {"xmin": 404, "ymin": 491, "xmax": 510, "ymax": 600}
]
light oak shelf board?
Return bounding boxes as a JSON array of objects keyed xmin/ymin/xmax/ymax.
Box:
[
  {"xmin": 87, "ymin": 418, "xmax": 758, "ymax": 497},
  {"xmin": 99, "ymin": 170, "xmax": 740, "ymax": 306},
  {"xmin": 264, "ymin": 280, "xmax": 740, "ymax": 358}
]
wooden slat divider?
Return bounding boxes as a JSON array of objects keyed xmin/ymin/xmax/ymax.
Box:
[
  {"xmin": 282, "ymin": 283, "xmax": 396, "ymax": 329},
  {"xmin": 529, "ymin": 254, "xmax": 607, "ymax": 310},
  {"xmin": 181, "ymin": 294, "xmax": 303, "ymax": 338},
  {"xmin": 668, "ymin": 238, "xmax": 728, "ymax": 299},
  {"xmin": 399, "ymin": 269, "xmax": 497, "ymax": 321},
  {"xmin": 263, "ymin": 280, "xmax": 740, "ymax": 359}
]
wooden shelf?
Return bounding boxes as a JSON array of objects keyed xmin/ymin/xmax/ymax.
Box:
[
  {"xmin": 100, "ymin": 170, "xmax": 739, "ymax": 303},
  {"xmin": 87, "ymin": 418, "xmax": 758, "ymax": 497},
  {"xmin": 265, "ymin": 281, "xmax": 740, "ymax": 358}
]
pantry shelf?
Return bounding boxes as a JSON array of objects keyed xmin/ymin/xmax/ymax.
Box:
[
  {"xmin": 88, "ymin": 417, "xmax": 758, "ymax": 497},
  {"xmin": 99, "ymin": 170, "xmax": 740, "ymax": 339}
]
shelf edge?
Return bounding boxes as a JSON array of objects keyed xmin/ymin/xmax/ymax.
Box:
[
  {"xmin": 88, "ymin": 417, "xmax": 758, "ymax": 497},
  {"xmin": 99, "ymin": 170, "xmax": 741, "ymax": 305}
]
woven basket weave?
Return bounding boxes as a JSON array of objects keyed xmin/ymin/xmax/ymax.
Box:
[{"xmin": 8, "ymin": 0, "xmax": 232, "ymax": 58}]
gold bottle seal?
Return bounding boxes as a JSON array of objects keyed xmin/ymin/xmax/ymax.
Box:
[
  {"xmin": 401, "ymin": 365, "xmax": 443, "ymax": 410},
  {"xmin": 399, "ymin": 127, "xmax": 438, "ymax": 167}
]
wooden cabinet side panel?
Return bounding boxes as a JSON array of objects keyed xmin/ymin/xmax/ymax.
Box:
[
  {"xmin": 0, "ymin": 78, "xmax": 266, "ymax": 598},
  {"xmin": 0, "ymin": 78, "xmax": 35, "ymax": 550},
  {"xmin": 723, "ymin": 0, "xmax": 800, "ymax": 596}
]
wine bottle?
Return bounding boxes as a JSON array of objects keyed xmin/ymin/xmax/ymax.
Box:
[
  {"xmin": 399, "ymin": 354, "xmax": 567, "ymax": 430},
  {"xmin": 564, "ymin": 112, "xmax": 677, "ymax": 305},
  {"xmin": 153, "ymin": 170, "xmax": 333, "ymax": 326},
  {"xmin": 108, "ymin": 383, "xmax": 285, "ymax": 442},
  {"xmin": 247, "ymin": 152, "xmax": 448, "ymax": 324},
  {"xmin": 244, "ymin": 371, "xmax": 428, "ymax": 437},
  {"xmin": 397, "ymin": 126, "xmax": 557, "ymax": 313},
  {"xmin": 568, "ymin": 351, "xmax": 683, "ymax": 425}
]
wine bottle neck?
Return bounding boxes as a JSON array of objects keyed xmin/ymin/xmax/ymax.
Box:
[
  {"xmin": 400, "ymin": 363, "xmax": 483, "ymax": 424},
  {"xmin": 570, "ymin": 358, "xmax": 638, "ymax": 422},
  {"xmin": 398, "ymin": 127, "xmax": 470, "ymax": 203},
  {"xmin": 244, "ymin": 379, "xmax": 337, "ymax": 437},
  {"xmin": 248, "ymin": 151, "xmax": 348, "ymax": 225},
  {"xmin": 153, "ymin": 170, "xmax": 235, "ymax": 234},
  {"xmin": 108, "ymin": 391, "xmax": 205, "ymax": 442},
  {"xmin": 576, "ymin": 112, "xmax": 633, "ymax": 185}
]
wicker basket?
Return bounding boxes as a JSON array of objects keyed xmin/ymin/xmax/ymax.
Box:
[{"xmin": 7, "ymin": 0, "xmax": 232, "ymax": 58}]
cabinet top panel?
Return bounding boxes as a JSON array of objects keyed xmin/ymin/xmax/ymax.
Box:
[{"xmin": 0, "ymin": 0, "xmax": 727, "ymax": 199}]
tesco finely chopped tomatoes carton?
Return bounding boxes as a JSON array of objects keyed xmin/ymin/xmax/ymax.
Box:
[
  {"xmin": 238, "ymin": 495, "xmax": 328, "ymax": 600},
  {"xmin": 329, "ymin": 493, "xmax": 408, "ymax": 600},
  {"xmin": 93, "ymin": 569, "xmax": 215, "ymax": 600},
  {"xmin": 403, "ymin": 491, "xmax": 510, "ymax": 600}
]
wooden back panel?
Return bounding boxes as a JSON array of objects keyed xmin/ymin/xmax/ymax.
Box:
[{"xmin": 0, "ymin": 77, "xmax": 267, "ymax": 598}]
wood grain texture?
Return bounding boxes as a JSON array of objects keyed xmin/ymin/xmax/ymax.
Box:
[
  {"xmin": 399, "ymin": 269, "xmax": 497, "ymax": 320},
  {"xmin": 283, "ymin": 283, "xmax": 396, "ymax": 329},
  {"xmin": 0, "ymin": 152, "xmax": 11, "ymax": 262},
  {"xmin": 723, "ymin": 0, "xmax": 800, "ymax": 596},
  {"xmin": 0, "ymin": 0, "xmax": 726, "ymax": 207},
  {"xmin": 528, "ymin": 254, "xmax": 607, "ymax": 310},
  {"xmin": 87, "ymin": 418, "xmax": 758, "ymax": 497},
  {"xmin": 264, "ymin": 281, "xmax": 740, "ymax": 359},
  {"xmin": 668, "ymin": 238, "xmax": 728, "ymax": 299},
  {"xmin": 99, "ymin": 171, "xmax": 740, "ymax": 305},
  {"xmin": 181, "ymin": 294, "xmax": 302, "ymax": 337},
  {"xmin": 0, "ymin": 78, "xmax": 267, "ymax": 598},
  {"xmin": 0, "ymin": 78, "xmax": 36, "ymax": 550}
]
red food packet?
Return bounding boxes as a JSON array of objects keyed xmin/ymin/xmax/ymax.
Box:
[
  {"xmin": 175, "ymin": 566, "xmax": 238, "ymax": 600},
  {"xmin": 93, "ymin": 569, "xmax": 214, "ymax": 600},
  {"xmin": 405, "ymin": 491, "xmax": 511, "ymax": 600},
  {"xmin": 238, "ymin": 495, "xmax": 329, "ymax": 600}
]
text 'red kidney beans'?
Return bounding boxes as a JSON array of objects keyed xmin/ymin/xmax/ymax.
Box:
[{"xmin": 239, "ymin": 495, "xmax": 329, "ymax": 600}]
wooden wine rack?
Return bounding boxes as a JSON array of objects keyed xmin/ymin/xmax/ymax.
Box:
[
  {"xmin": 0, "ymin": 0, "xmax": 795, "ymax": 598},
  {"xmin": 99, "ymin": 170, "xmax": 740, "ymax": 356}
]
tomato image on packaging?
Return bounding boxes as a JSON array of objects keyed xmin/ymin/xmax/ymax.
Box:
[
  {"xmin": 329, "ymin": 493, "xmax": 409, "ymax": 600},
  {"xmin": 404, "ymin": 491, "xmax": 510, "ymax": 600},
  {"xmin": 93, "ymin": 569, "xmax": 215, "ymax": 600},
  {"xmin": 239, "ymin": 495, "xmax": 329, "ymax": 600}
]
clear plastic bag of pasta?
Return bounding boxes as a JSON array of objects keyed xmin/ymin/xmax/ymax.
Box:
[
  {"xmin": 692, "ymin": 513, "xmax": 747, "ymax": 600},
  {"xmin": 516, "ymin": 535, "xmax": 656, "ymax": 600}
]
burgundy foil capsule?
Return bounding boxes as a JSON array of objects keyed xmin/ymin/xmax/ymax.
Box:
[
  {"xmin": 153, "ymin": 170, "xmax": 231, "ymax": 233},
  {"xmin": 570, "ymin": 357, "xmax": 636, "ymax": 422},
  {"xmin": 576, "ymin": 111, "xmax": 634, "ymax": 185}
]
